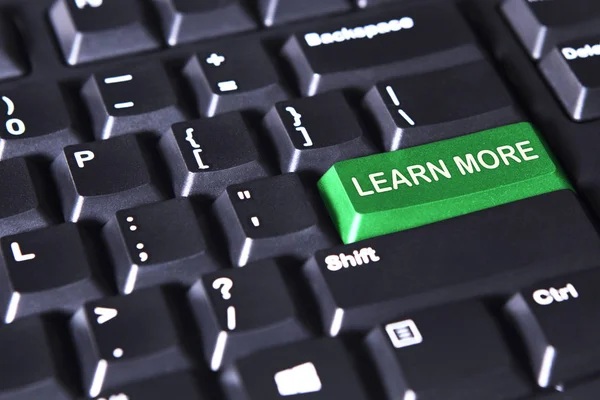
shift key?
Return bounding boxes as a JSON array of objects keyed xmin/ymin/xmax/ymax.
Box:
[
  {"xmin": 282, "ymin": 1, "xmax": 482, "ymax": 95},
  {"xmin": 319, "ymin": 123, "xmax": 570, "ymax": 243}
]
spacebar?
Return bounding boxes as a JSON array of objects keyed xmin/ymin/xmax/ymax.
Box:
[{"xmin": 303, "ymin": 190, "xmax": 600, "ymax": 335}]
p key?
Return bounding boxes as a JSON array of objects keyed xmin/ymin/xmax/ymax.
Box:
[
  {"xmin": 52, "ymin": 135, "xmax": 166, "ymax": 223},
  {"xmin": 49, "ymin": 0, "xmax": 160, "ymax": 65},
  {"xmin": 505, "ymin": 269, "xmax": 600, "ymax": 388},
  {"xmin": 184, "ymin": 40, "xmax": 288, "ymax": 117},
  {"xmin": 81, "ymin": 63, "xmax": 186, "ymax": 138}
]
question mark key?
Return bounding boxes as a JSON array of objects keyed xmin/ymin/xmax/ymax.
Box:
[{"xmin": 188, "ymin": 260, "xmax": 311, "ymax": 371}]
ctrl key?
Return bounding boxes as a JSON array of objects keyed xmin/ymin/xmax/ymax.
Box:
[
  {"xmin": 365, "ymin": 301, "xmax": 531, "ymax": 400},
  {"xmin": 504, "ymin": 268, "xmax": 600, "ymax": 388},
  {"xmin": 222, "ymin": 338, "xmax": 370, "ymax": 400}
]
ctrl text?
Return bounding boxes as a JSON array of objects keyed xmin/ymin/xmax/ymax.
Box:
[
  {"xmin": 533, "ymin": 283, "xmax": 579, "ymax": 306},
  {"xmin": 324, "ymin": 247, "xmax": 380, "ymax": 271}
]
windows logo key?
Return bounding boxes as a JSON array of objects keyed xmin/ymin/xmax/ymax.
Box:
[{"xmin": 385, "ymin": 319, "xmax": 424, "ymax": 349}]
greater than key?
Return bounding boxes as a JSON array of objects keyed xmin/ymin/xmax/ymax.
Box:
[{"xmin": 318, "ymin": 122, "xmax": 571, "ymax": 244}]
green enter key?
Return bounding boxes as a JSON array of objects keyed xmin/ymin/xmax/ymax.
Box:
[{"xmin": 318, "ymin": 122, "xmax": 571, "ymax": 243}]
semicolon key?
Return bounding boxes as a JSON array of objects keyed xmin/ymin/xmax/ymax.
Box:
[
  {"xmin": 318, "ymin": 122, "xmax": 570, "ymax": 243},
  {"xmin": 81, "ymin": 62, "xmax": 187, "ymax": 139}
]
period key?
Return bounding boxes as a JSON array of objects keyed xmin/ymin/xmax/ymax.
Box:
[{"xmin": 318, "ymin": 122, "xmax": 570, "ymax": 243}]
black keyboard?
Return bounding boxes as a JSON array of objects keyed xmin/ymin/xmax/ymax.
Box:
[{"xmin": 4, "ymin": 0, "xmax": 600, "ymax": 399}]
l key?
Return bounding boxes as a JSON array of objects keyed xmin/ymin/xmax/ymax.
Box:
[
  {"xmin": 82, "ymin": 63, "xmax": 186, "ymax": 138},
  {"xmin": 282, "ymin": 2, "xmax": 482, "ymax": 96}
]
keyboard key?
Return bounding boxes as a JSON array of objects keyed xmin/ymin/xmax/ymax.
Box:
[
  {"xmin": 0, "ymin": 16, "xmax": 25, "ymax": 81},
  {"xmin": 222, "ymin": 338, "xmax": 370, "ymax": 400},
  {"xmin": 501, "ymin": 0, "xmax": 600, "ymax": 59},
  {"xmin": 0, "ymin": 83, "xmax": 80, "ymax": 160},
  {"xmin": 81, "ymin": 63, "xmax": 186, "ymax": 139},
  {"xmin": 188, "ymin": 260, "xmax": 311, "ymax": 370},
  {"xmin": 263, "ymin": 91, "xmax": 375, "ymax": 174},
  {"xmin": 364, "ymin": 62, "xmax": 522, "ymax": 151},
  {"xmin": 356, "ymin": 0, "xmax": 396, "ymax": 8},
  {"xmin": 539, "ymin": 35, "xmax": 600, "ymax": 121},
  {"xmin": 505, "ymin": 269, "xmax": 600, "ymax": 388},
  {"xmin": 52, "ymin": 135, "xmax": 166, "ymax": 223},
  {"xmin": 160, "ymin": 114, "xmax": 269, "ymax": 198},
  {"xmin": 0, "ymin": 317, "xmax": 73, "ymax": 400},
  {"xmin": 0, "ymin": 158, "xmax": 55, "ymax": 237},
  {"xmin": 49, "ymin": 0, "xmax": 160, "ymax": 65},
  {"xmin": 282, "ymin": 2, "xmax": 482, "ymax": 96},
  {"xmin": 319, "ymin": 122, "xmax": 569, "ymax": 243},
  {"xmin": 103, "ymin": 198, "xmax": 219, "ymax": 294},
  {"xmin": 152, "ymin": 0, "xmax": 256, "ymax": 46},
  {"xmin": 93, "ymin": 372, "xmax": 208, "ymax": 400},
  {"xmin": 0, "ymin": 223, "xmax": 105, "ymax": 324},
  {"xmin": 366, "ymin": 301, "xmax": 530, "ymax": 400},
  {"xmin": 71, "ymin": 287, "xmax": 193, "ymax": 397},
  {"xmin": 213, "ymin": 174, "xmax": 333, "ymax": 266},
  {"xmin": 183, "ymin": 40, "xmax": 288, "ymax": 117},
  {"xmin": 257, "ymin": 0, "xmax": 351, "ymax": 27},
  {"xmin": 303, "ymin": 190, "xmax": 600, "ymax": 334}
]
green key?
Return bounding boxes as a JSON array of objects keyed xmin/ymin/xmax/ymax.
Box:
[{"xmin": 318, "ymin": 122, "xmax": 571, "ymax": 244}]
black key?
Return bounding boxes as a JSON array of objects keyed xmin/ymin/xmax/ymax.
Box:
[
  {"xmin": 160, "ymin": 114, "xmax": 269, "ymax": 198},
  {"xmin": 188, "ymin": 260, "xmax": 311, "ymax": 370},
  {"xmin": 0, "ymin": 158, "xmax": 54, "ymax": 237},
  {"xmin": 152, "ymin": 0, "xmax": 256, "ymax": 46},
  {"xmin": 356, "ymin": 0, "xmax": 396, "ymax": 8},
  {"xmin": 0, "ymin": 16, "xmax": 25, "ymax": 81},
  {"xmin": 505, "ymin": 268, "xmax": 600, "ymax": 388},
  {"xmin": 366, "ymin": 301, "xmax": 531, "ymax": 400},
  {"xmin": 103, "ymin": 198, "xmax": 219, "ymax": 294},
  {"xmin": 302, "ymin": 190, "xmax": 600, "ymax": 334},
  {"xmin": 282, "ymin": 2, "xmax": 482, "ymax": 96},
  {"xmin": 52, "ymin": 135, "xmax": 166, "ymax": 223},
  {"xmin": 71, "ymin": 287, "xmax": 193, "ymax": 397},
  {"xmin": 0, "ymin": 83, "xmax": 80, "ymax": 160},
  {"xmin": 501, "ymin": 0, "xmax": 600, "ymax": 59},
  {"xmin": 364, "ymin": 62, "xmax": 522, "ymax": 151},
  {"xmin": 263, "ymin": 91, "xmax": 375, "ymax": 174},
  {"xmin": 49, "ymin": 0, "xmax": 160, "ymax": 65},
  {"xmin": 183, "ymin": 40, "xmax": 288, "ymax": 117},
  {"xmin": 213, "ymin": 174, "xmax": 334, "ymax": 266},
  {"xmin": 0, "ymin": 317, "xmax": 73, "ymax": 400},
  {"xmin": 0, "ymin": 223, "xmax": 105, "ymax": 324},
  {"xmin": 257, "ymin": 0, "xmax": 351, "ymax": 27},
  {"xmin": 81, "ymin": 63, "xmax": 186, "ymax": 138},
  {"xmin": 539, "ymin": 35, "xmax": 600, "ymax": 121},
  {"xmin": 93, "ymin": 372, "xmax": 207, "ymax": 400},
  {"xmin": 222, "ymin": 338, "xmax": 370, "ymax": 400}
]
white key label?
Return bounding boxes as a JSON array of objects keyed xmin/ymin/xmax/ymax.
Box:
[{"xmin": 533, "ymin": 283, "xmax": 579, "ymax": 306}]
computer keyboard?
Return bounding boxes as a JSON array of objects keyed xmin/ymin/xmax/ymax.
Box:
[{"xmin": 4, "ymin": 0, "xmax": 600, "ymax": 399}]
